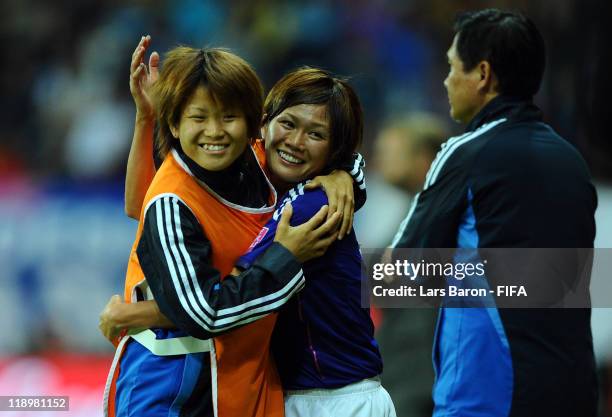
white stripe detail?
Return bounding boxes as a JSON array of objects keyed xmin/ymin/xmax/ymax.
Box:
[
  {"xmin": 355, "ymin": 170, "xmax": 364, "ymax": 183},
  {"xmin": 210, "ymin": 341, "xmax": 219, "ymax": 417},
  {"xmin": 425, "ymin": 119, "xmax": 506, "ymax": 189},
  {"xmin": 210, "ymin": 274, "xmax": 305, "ymax": 317},
  {"xmin": 423, "ymin": 131, "xmax": 472, "ymax": 188},
  {"xmin": 273, "ymin": 197, "xmax": 293, "ymax": 221},
  {"xmin": 161, "ymin": 197, "xmax": 305, "ymax": 329},
  {"xmin": 171, "ymin": 197, "xmax": 303, "ymax": 324},
  {"xmin": 130, "ymin": 328, "xmax": 211, "ymax": 355},
  {"xmin": 391, "ymin": 119, "xmax": 506, "ymax": 248},
  {"xmin": 102, "ymin": 336, "xmax": 131, "ymax": 417},
  {"xmin": 271, "ymin": 181, "xmax": 314, "ymax": 221},
  {"xmin": 170, "ymin": 197, "xmax": 217, "ymax": 321},
  {"xmin": 350, "ymin": 154, "xmax": 363, "ymax": 176},
  {"xmin": 390, "ymin": 192, "xmax": 420, "ymax": 248},
  {"xmin": 144, "ymin": 193, "xmax": 193, "ymax": 223},
  {"xmin": 358, "ymin": 178, "xmax": 366, "ymax": 190},
  {"xmin": 157, "ymin": 198, "xmax": 210, "ymax": 329}
]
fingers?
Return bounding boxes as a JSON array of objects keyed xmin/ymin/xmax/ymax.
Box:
[
  {"xmin": 142, "ymin": 35, "xmax": 151, "ymax": 49},
  {"xmin": 310, "ymin": 210, "xmax": 341, "ymax": 238},
  {"xmin": 130, "ymin": 60, "xmax": 147, "ymax": 93},
  {"xmin": 99, "ymin": 296, "xmax": 123, "ymax": 344},
  {"xmin": 149, "ymin": 51, "xmax": 160, "ymax": 81},
  {"xmin": 302, "ymin": 204, "xmax": 329, "ymax": 230},
  {"xmin": 303, "ymin": 178, "xmax": 320, "ymax": 190},
  {"xmin": 307, "ymin": 225, "xmax": 341, "ymax": 258},
  {"xmin": 326, "ymin": 192, "xmax": 338, "ymax": 222},
  {"xmin": 131, "ymin": 36, "xmax": 147, "ymax": 74},
  {"xmin": 315, "ymin": 229, "xmax": 340, "ymax": 254},
  {"xmin": 98, "ymin": 316, "xmax": 114, "ymax": 343},
  {"xmin": 338, "ymin": 205, "xmax": 350, "ymax": 240},
  {"xmin": 131, "ymin": 35, "xmax": 154, "ymax": 79},
  {"xmin": 333, "ymin": 191, "xmax": 347, "ymax": 237},
  {"xmin": 304, "ymin": 178, "xmax": 334, "ymax": 219},
  {"xmin": 277, "ymin": 202, "xmax": 294, "ymax": 232}
]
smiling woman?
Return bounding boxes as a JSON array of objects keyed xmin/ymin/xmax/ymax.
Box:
[
  {"xmin": 236, "ymin": 67, "xmax": 397, "ymax": 417},
  {"xmin": 262, "ymin": 67, "xmax": 364, "ymax": 193},
  {"xmin": 152, "ymin": 47, "xmax": 263, "ymax": 162},
  {"xmin": 265, "ymin": 103, "xmax": 330, "ymax": 184},
  {"xmin": 168, "ymin": 85, "xmax": 249, "ymax": 171}
]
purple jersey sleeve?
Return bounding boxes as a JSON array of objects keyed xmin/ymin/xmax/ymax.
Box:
[{"xmin": 237, "ymin": 184, "xmax": 328, "ymax": 269}]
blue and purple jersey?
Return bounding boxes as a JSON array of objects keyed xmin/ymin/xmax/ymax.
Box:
[{"xmin": 237, "ymin": 183, "xmax": 382, "ymax": 389}]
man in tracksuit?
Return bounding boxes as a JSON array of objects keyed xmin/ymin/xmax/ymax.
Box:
[{"xmin": 391, "ymin": 9, "xmax": 598, "ymax": 417}]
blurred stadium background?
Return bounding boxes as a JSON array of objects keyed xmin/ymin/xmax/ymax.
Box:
[{"xmin": 1, "ymin": 0, "xmax": 610, "ymax": 415}]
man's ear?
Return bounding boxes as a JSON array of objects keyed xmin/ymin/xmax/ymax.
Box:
[{"xmin": 478, "ymin": 61, "xmax": 497, "ymax": 94}]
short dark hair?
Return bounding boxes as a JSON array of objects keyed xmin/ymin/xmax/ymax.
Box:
[
  {"xmin": 152, "ymin": 46, "xmax": 263, "ymax": 158},
  {"xmin": 454, "ymin": 9, "xmax": 546, "ymax": 98},
  {"xmin": 263, "ymin": 67, "xmax": 363, "ymax": 171}
]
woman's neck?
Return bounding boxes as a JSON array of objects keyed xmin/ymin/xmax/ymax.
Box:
[
  {"xmin": 174, "ymin": 143, "xmax": 269, "ymax": 208},
  {"xmin": 269, "ymin": 173, "xmax": 293, "ymax": 196}
]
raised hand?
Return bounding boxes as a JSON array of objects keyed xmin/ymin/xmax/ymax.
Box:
[{"xmin": 130, "ymin": 35, "xmax": 160, "ymax": 120}]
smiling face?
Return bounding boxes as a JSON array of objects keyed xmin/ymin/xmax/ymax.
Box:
[
  {"xmin": 263, "ymin": 103, "xmax": 331, "ymax": 187},
  {"xmin": 170, "ymin": 85, "xmax": 249, "ymax": 171}
]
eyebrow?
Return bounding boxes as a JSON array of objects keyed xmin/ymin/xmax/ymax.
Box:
[
  {"xmin": 187, "ymin": 107, "xmax": 209, "ymax": 113},
  {"xmin": 283, "ymin": 111, "xmax": 329, "ymax": 130},
  {"xmin": 190, "ymin": 105, "xmax": 239, "ymax": 113}
]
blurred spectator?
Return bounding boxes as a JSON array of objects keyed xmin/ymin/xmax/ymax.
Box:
[
  {"xmin": 2, "ymin": 0, "xmax": 610, "ymax": 180},
  {"xmin": 374, "ymin": 113, "xmax": 449, "ymax": 193}
]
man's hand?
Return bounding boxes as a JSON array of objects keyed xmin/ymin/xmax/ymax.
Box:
[
  {"xmin": 274, "ymin": 203, "xmax": 341, "ymax": 263},
  {"xmin": 304, "ymin": 170, "xmax": 354, "ymax": 240},
  {"xmin": 130, "ymin": 35, "xmax": 159, "ymax": 121}
]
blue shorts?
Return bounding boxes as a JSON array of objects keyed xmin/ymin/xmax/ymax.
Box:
[{"xmin": 108, "ymin": 329, "xmax": 214, "ymax": 417}]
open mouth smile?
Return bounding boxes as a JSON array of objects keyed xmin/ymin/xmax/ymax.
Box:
[
  {"xmin": 278, "ymin": 150, "xmax": 305, "ymax": 165},
  {"xmin": 198, "ymin": 143, "xmax": 230, "ymax": 153}
]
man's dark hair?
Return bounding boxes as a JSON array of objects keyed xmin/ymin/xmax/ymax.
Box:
[{"xmin": 454, "ymin": 9, "xmax": 546, "ymax": 98}]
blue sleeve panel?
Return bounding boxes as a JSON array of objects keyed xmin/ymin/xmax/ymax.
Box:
[{"xmin": 433, "ymin": 188, "xmax": 513, "ymax": 417}]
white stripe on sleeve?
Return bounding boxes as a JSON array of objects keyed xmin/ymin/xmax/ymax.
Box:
[{"xmin": 152, "ymin": 196, "xmax": 305, "ymax": 332}]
